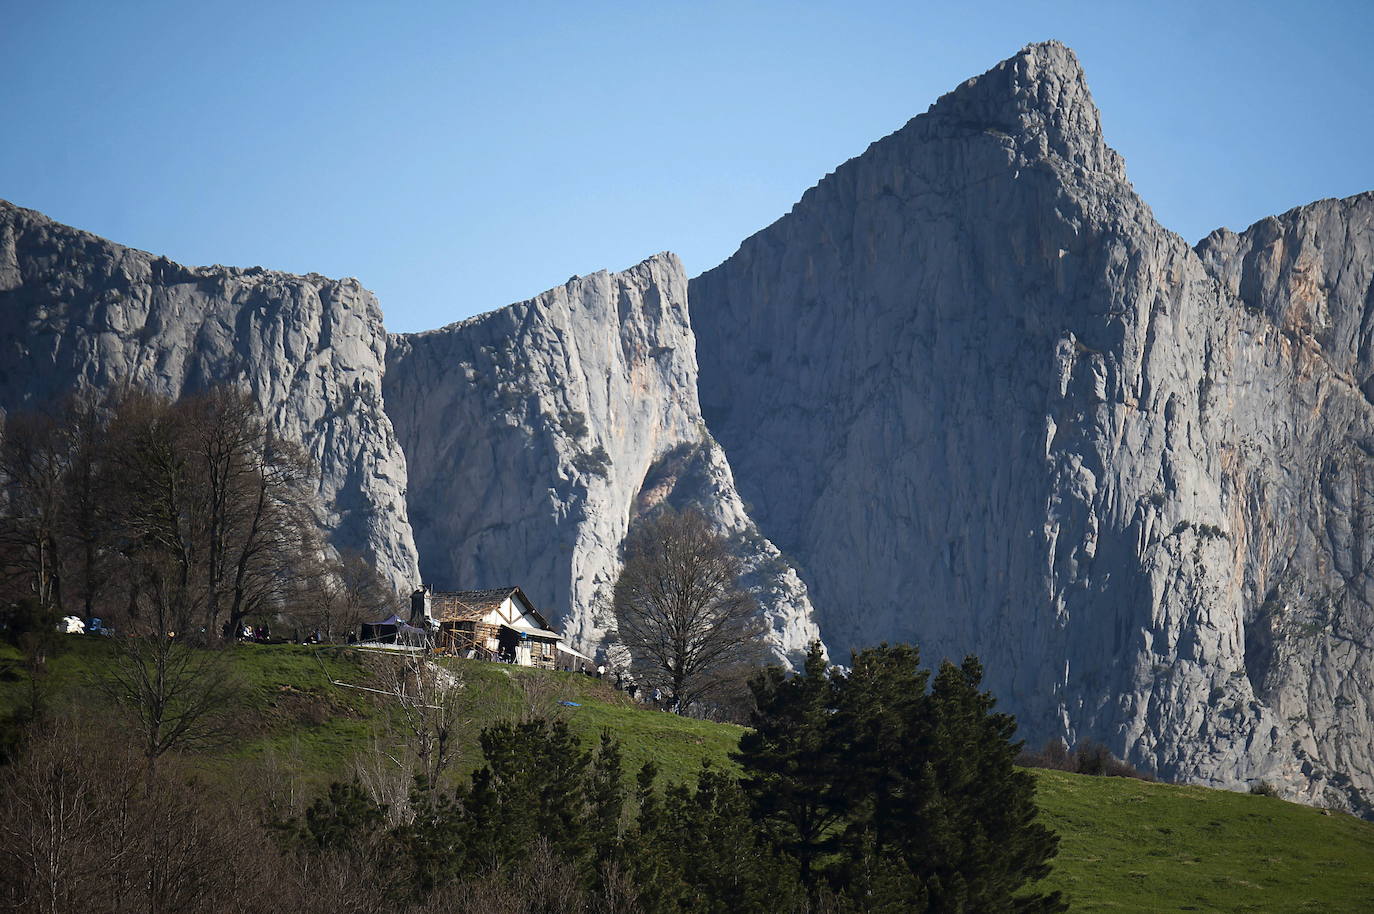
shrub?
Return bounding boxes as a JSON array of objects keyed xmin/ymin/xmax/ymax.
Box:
[
  {"xmin": 1019, "ymin": 738, "xmax": 1155, "ymax": 781},
  {"xmin": 572, "ymin": 445, "xmax": 611, "ymax": 478}
]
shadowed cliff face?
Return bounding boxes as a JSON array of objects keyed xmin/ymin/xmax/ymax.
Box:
[
  {"xmin": 690, "ymin": 41, "xmax": 1374, "ymax": 812},
  {"xmin": 0, "ymin": 200, "xmax": 421, "ymax": 592},
  {"xmin": 383, "ymin": 254, "xmax": 822, "ymax": 662}
]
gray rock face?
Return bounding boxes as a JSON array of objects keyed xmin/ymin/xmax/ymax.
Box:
[
  {"xmin": 1193, "ymin": 195, "xmax": 1374, "ymax": 810},
  {"xmin": 0, "ymin": 200, "xmax": 420, "ymax": 592},
  {"xmin": 690, "ymin": 42, "xmax": 1374, "ymax": 811},
  {"xmin": 384, "ymin": 254, "xmax": 822, "ymax": 661}
]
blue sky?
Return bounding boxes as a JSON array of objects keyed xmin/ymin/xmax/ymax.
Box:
[{"xmin": 2, "ymin": 0, "xmax": 1370, "ymax": 332}]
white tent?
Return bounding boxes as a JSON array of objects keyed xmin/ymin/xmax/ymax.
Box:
[{"xmin": 556, "ymin": 641, "xmax": 594, "ymax": 670}]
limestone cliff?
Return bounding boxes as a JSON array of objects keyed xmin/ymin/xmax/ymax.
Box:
[
  {"xmin": 0, "ymin": 200, "xmax": 420, "ymax": 591},
  {"xmin": 690, "ymin": 42, "xmax": 1374, "ymax": 811},
  {"xmin": 384, "ymin": 254, "xmax": 822, "ymax": 662}
]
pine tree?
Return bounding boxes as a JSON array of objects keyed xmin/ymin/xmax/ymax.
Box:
[
  {"xmin": 736, "ymin": 642, "xmax": 848, "ymax": 892},
  {"xmin": 920, "ymin": 657, "xmax": 1064, "ymax": 913},
  {"xmin": 636, "ymin": 760, "xmax": 806, "ymax": 913},
  {"xmin": 469, "ymin": 717, "xmax": 593, "ymax": 861},
  {"xmin": 739, "ymin": 643, "xmax": 1067, "ymax": 912},
  {"xmin": 585, "ymin": 730, "xmax": 626, "ymax": 881}
]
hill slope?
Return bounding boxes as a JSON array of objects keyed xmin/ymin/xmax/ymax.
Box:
[{"xmin": 3, "ymin": 640, "xmax": 1372, "ymax": 911}]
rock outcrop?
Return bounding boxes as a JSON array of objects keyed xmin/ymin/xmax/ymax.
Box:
[
  {"xmin": 384, "ymin": 254, "xmax": 822, "ymax": 661},
  {"xmin": 690, "ymin": 41, "xmax": 1374, "ymax": 811},
  {"xmin": 0, "ymin": 200, "xmax": 420, "ymax": 591}
]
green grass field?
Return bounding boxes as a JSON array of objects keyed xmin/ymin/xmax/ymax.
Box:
[
  {"xmin": 0, "ymin": 638, "xmax": 736, "ymax": 788},
  {"xmin": 3, "ymin": 637, "xmax": 1373, "ymax": 912},
  {"xmin": 1033, "ymin": 767, "xmax": 1374, "ymax": 912}
]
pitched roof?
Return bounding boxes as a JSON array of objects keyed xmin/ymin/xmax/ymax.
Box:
[{"xmin": 429, "ymin": 586, "xmax": 550, "ymax": 629}]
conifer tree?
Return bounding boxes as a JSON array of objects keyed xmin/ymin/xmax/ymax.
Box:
[
  {"xmin": 635, "ymin": 760, "xmax": 806, "ymax": 913},
  {"xmin": 738, "ymin": 643, "xmax": 1067, "ymax": 912},
  {"xmin": 736, "ymin": 642, "xmax": 848, "ymax": 890}
]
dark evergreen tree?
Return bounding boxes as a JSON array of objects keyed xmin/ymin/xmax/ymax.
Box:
[
  {"xmin": 394, "ymin": 716, "xmax": 632, "ymax": 901},
  {"xmin": 738, "ymin": 643, "xmax": 1067, "ymax": 913},
  {"xmin": 917, "ymin": 657, "xmax": 1064, "ymax": 913},
  {"xmin": 736, "ymin": 642, "xmax": 848, "ymax": 891},
  {"xmin": 462, "ymin": 718, "xmax": 594, "ymax": 863},
  {"xmin": 289, "ymin": 780, "xmax": 389, "ymax": 855},
  {"xmin": 635, "ymin": 760, "xmax": 806, "ymax": 914},
  {"xmin": 629, "ymin": 761, "xmax": 690, "ymax": 913},
  {"xmin": 585, "ymin": 730, "xmax": 626, "ymax": 870}
]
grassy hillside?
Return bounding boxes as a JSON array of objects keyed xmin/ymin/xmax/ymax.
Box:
[
  {"xmin": 0, "ymin": 637, "xmax": 739, "ymax": 788},
  {"xmin": 1033, "ymin": 767, "xmax": 1374, "ymax": 912},
  {"xmin": 3, "ymin": 638, "xmax": 1373, "ymax": 912}
]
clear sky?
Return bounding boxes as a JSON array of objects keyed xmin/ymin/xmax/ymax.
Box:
[{"xmin": 2, "ymin": 0, "xmax": 1370, "ymax": 333}]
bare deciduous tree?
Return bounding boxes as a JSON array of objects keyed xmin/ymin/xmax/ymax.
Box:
[
  {"xmin": 0, "ymin": 387, "xmax": 368, "ymax": 645},
  {"xmin": 361, "ymin": 652, "xmax": 471, "ymax": 798},
  {"xmin": 103, "ymin": 387, "xmax": 319, "ymax": 639},
  {"xmin": 612, "ymin": 507, "xmax": 764, "ymax": 712},
  {"xmin": 0, "ymin": 714, "xmax": 291, "ymax": 914},
  {"xmin": 102, "ymin": 632, "xmax": 242, "ymax": 782},
  {"xmin": 0, "ymin": 410, "xmax": 71, "ymax": 609},
  {"xmin": 59, "ymin": 393, "xmax": 117, "ymax": 621},
  {"xmin": 293, "ymin": 550, "xmax": 399, "ymax": 643}
]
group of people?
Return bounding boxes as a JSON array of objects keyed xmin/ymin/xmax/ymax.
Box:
[
  {"xmin": 462, "ymin": 645, "xmax": 519, "ymax": 664},
  {"xmin": 606, "ymin": 670, "xmax": 680, "ymax": 713},
  {"xmin": 235, "ymin": 623, "xmax": 272, "ymax": 643}
]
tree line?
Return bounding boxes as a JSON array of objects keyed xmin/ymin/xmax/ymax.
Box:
[
  {"xmin": 0, "ymin": 387, "xmax": 396, "ymax": 643},
  {"xmin": 0, "ymin": 392, "xmax": 1068, "ymax": 911}
]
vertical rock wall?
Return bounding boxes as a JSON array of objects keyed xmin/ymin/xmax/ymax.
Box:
[
  {"xmin": 690, "ymin": 42, "xmax": 1374, "ymax": 811},
  {"xmin": 384, "ymin": 254, "xmax": 821, "ymax": 661},
  {"xmin": 0, "ymin": 200, "xmax": 420, "ymax": 591}
]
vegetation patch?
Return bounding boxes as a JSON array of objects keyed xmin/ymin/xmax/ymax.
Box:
[{"xmin": 1033, "ymin": 769, "xmax": 1374, "ymax": 912}]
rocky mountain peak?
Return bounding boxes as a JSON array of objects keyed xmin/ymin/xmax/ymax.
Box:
[
  {"xmin": 691, "ymin": 44, "xmax": 1374, "ymax": 814},
  {"xmin": 921, "ymin": 40, "xmax": 1123, "ymax": 179}
]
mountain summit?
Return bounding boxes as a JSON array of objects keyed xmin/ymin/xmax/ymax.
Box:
[{"xmin": 691, "ymin": 42, "xmax": 1374, "ymax": 813}]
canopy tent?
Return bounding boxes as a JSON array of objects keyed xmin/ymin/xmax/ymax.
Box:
[
  {"xmin": 361, "ymin": 614, "xmax": 428, "ymax": 646},
  {"xmin": 556, "ymin": 640, "xmax": 594, "ymax": 672},
  {"xmin": 557, "ymin": 641, "xmax": 593, "ymax": 663}
]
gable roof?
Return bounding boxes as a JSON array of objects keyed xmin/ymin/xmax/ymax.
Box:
[{"xmin": 429, "ymin": 586, "xmax": 550, "ymax": 629}]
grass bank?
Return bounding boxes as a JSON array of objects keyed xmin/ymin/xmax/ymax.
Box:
[{"xmin": 3, "ymin": 638, "xmax": 1373, "ymax": 910}]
